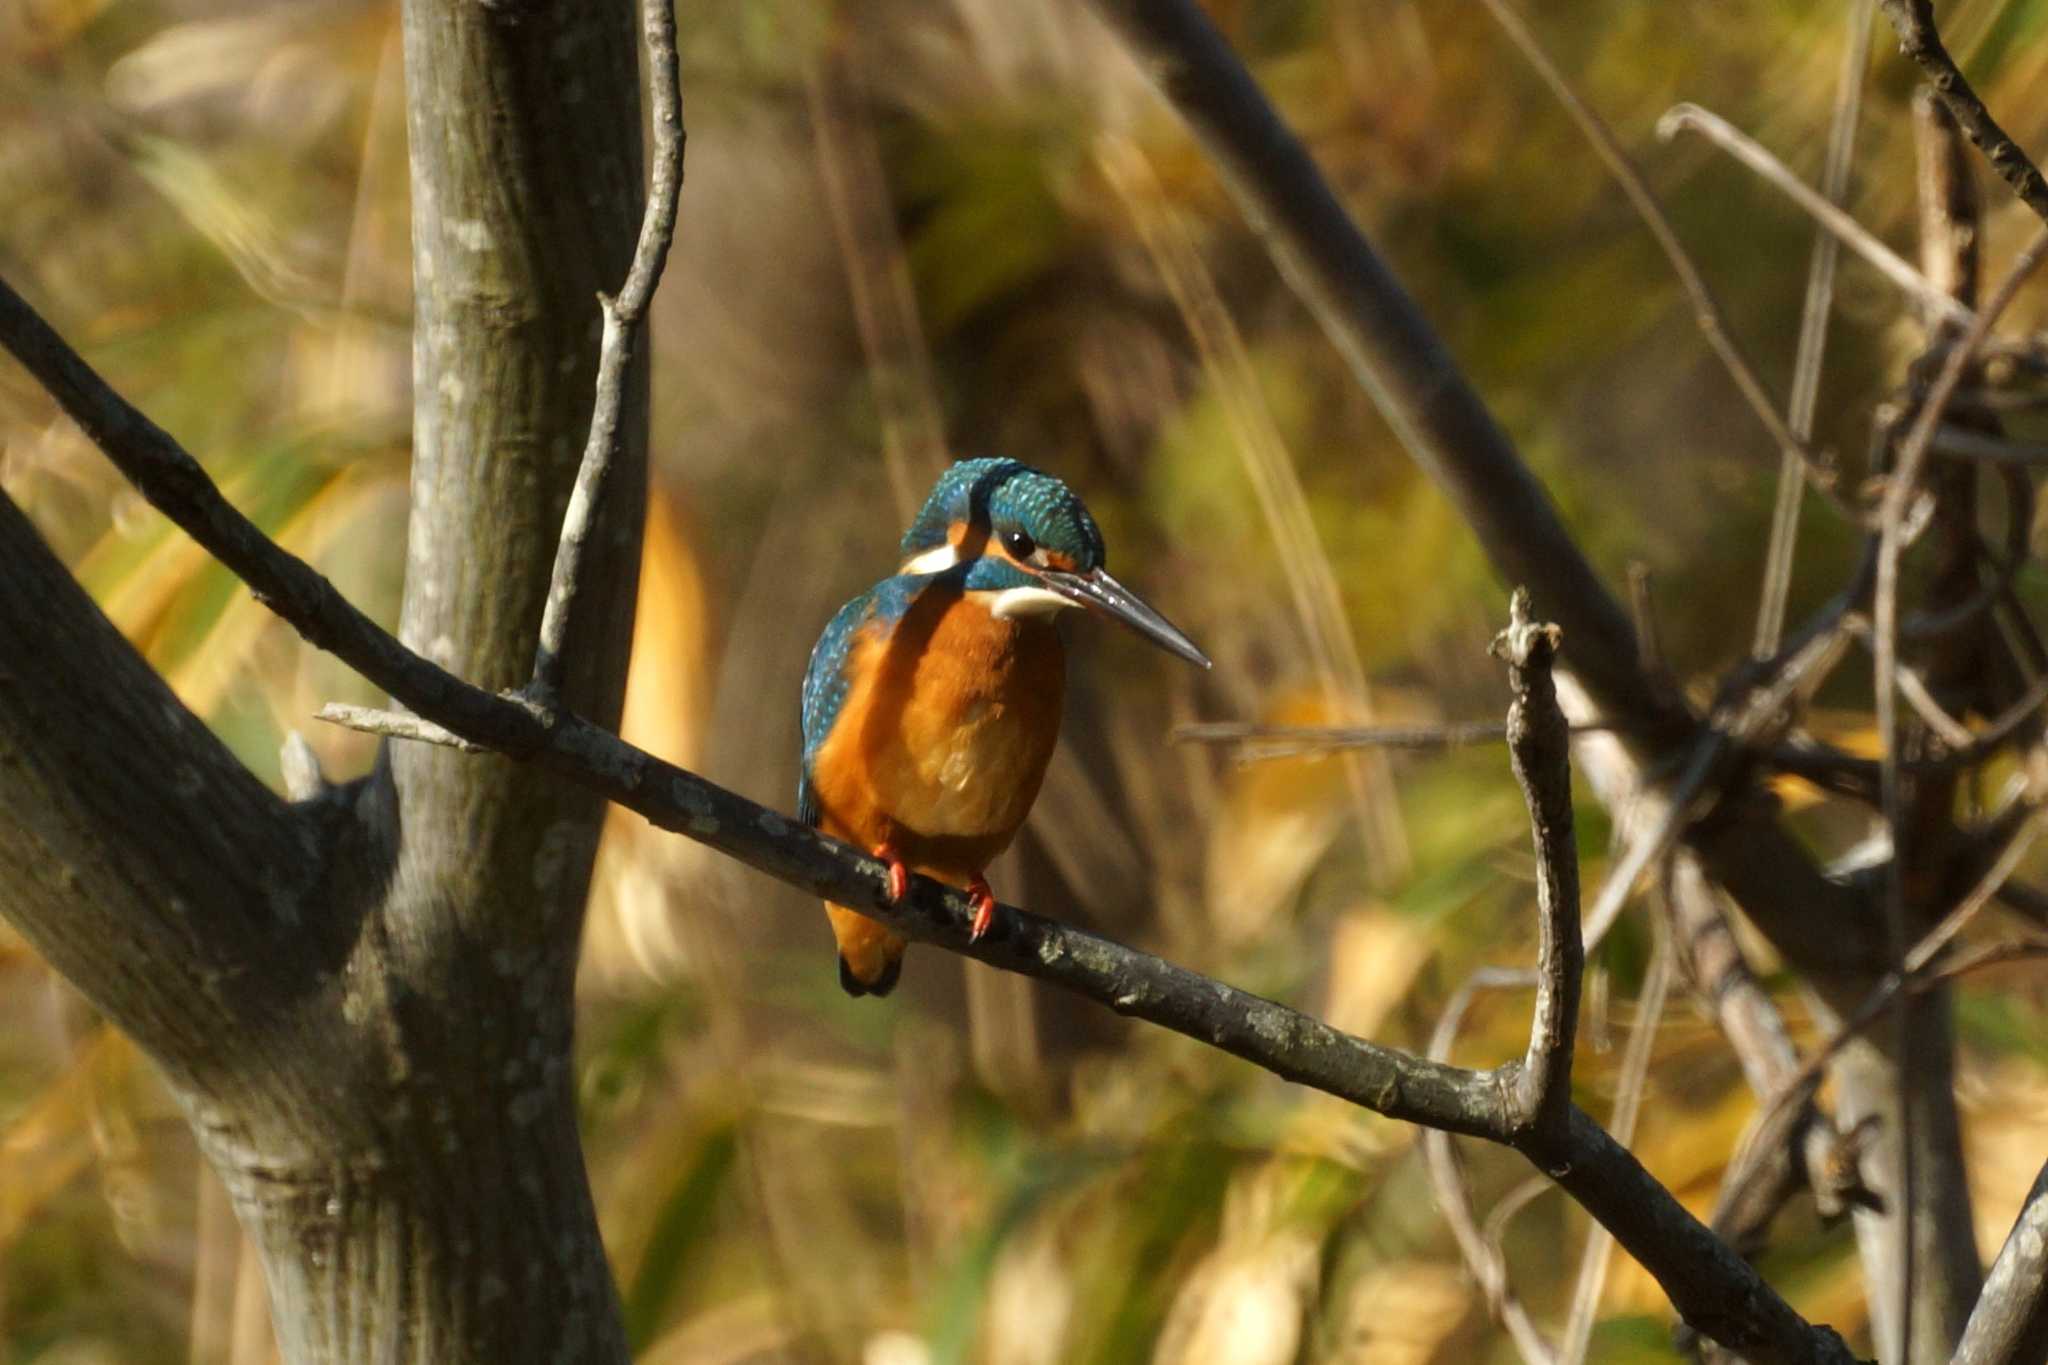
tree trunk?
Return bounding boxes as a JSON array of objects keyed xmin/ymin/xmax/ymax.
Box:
[{"xmin": 0, "ymin": 2, "xmax": 648, "ymax": 1359}]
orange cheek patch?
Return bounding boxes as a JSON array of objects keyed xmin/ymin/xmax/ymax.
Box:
[
  {"xmin": 949, "ymin": 520, "xmax": 988, "ymax": 559},
  {"xmin": 1040, "ymin": 549, "xmax": 1078, "ymax": 573}
]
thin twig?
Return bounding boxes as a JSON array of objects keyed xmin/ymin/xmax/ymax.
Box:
[
  {"xmin": 1171, "ymin": 718, "xmax": 1628, "ymax": 760},
  {"xmin": 1475, "ymin": 0, "xmax": 1856, "ymax": 520},
  {"xmin": 530, "ymin": 0, "xmax": 686, "ymax": 699},
  {"xmin": 1560, "ymin": 922, "xmax": 1672, "ymax": 1365},
  {"xmin": 1422, "ymin": 965, "xmax": 1555, "ymax": 1365},
  {"xmin": 1655, "ymin": 102, "xmax": 1972, "ymax": 333},
  {"xmin": 1628, "ymin": 562, "xmax": 1668, "ymax": 682},
  {"xmin": 319, "ymin": 704, "xmax": 486, "ymax": 753},
  {"xmin": 1877, "ymin": 0, "xmax": 2048, "ymax": 227},
  {"xmin": 1175, "ymin": 719, "xmax": 1508, "ymax": 751},
  {"xmin": 1493, "ymin": 590, "xmax": 1582, "ymax": 1132},
  {"xmin": 1417, "ymin": 591, "xmax": 1582, "ymax": 1365},
  {"xmin": 1896, "ymin": 665, "xmax": 1976, "ymax": 749},
  {"xmin": 1483, "ymin": 1175, "xmax": 1556, "ymax": 1262},
  {"xmin": 1931, "ymin": 425, "xmax": 2048, "ymax": 465},
  {"xmin": 1753, "ymin": 0, "xmax": 1878, "ymax": 660}
]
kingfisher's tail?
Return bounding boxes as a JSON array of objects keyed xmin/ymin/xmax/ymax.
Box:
[{"xmin": 825, "ymin": 902, "xmax": 907, "ymax": 998}]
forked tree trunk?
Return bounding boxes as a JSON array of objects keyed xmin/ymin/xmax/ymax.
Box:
[{"xmin": 0, "ymin": 2, "xmax": 648, "ymax": 1359}]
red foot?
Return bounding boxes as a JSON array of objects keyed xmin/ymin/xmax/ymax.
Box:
[
  {"xmin": 968, "ymin": 875, "xmax": 998, "ymax": 942},
  {"xmin": 874, "ymin": 843, "xmax": 909, "ymax": 904}
]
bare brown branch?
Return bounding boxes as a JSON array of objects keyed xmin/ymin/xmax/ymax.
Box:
[
  {"xmin": 1492, "ymin": 590, "xmax": 1581, "ymax": 1135},
  {"xmin": 1955, "ymin": 1162, "xmax": 2048, "ymax": 1365},
  {"xmin": 531, "ymin": 0, "xmax": 686, "ymax": 699},
  {"xmin": 1878, "ymin": 0, "xmax": 2048, "ymax": 226}
]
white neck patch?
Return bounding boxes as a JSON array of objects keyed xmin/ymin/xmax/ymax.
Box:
[
  {"xmin": 985, "ymin": 585, "xmax": 1074, "ymax": 619},
  {"xmin": 900, "ymin": 543, "xmax": 960, "ymax": 575}
]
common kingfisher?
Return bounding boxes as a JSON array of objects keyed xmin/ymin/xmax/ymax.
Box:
[{"xmin": 799, "ymin": 458, "xmax": 1211, "ymax": 997}]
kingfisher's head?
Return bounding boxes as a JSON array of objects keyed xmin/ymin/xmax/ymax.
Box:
[{"xmin": 899, "ymin": 458, "xmax": 1210, "ymax": 668}]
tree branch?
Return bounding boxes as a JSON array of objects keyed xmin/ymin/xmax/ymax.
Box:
[
  {"xmin": 0, "ymin": 276, "xmax": 519, "ymax": 746},
  {"xmin": 1955, "ymin": 1162, "xmax": 2048, "ymax": 1365},
  {"xmin": 1492, "ymin": 590, "xmax": 1580, "ymax": 1134},
  {"xmin": 0, "ymin": 492, "xmax": 324, "ymax": 1090},
  {"xmin": 1877, "ymin": 0, "xmax": 2048, "ymax": 227},
  {"xmin": 530, "ymin": 0, "xmax": 684, "ymax": 700}
]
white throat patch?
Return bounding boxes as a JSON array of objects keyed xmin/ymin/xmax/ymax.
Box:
[{"xmin": 986, "ymin": 586, "xmax": 1074, "ymax": 619}]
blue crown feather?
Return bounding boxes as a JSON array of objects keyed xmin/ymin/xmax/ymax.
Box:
[{"xmin": 900, "ymin": 457, "xmax": 1105, "ymax": 572}]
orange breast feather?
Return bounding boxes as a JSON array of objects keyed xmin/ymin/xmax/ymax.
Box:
[{"xmin": 809, "ymin": 585, "xmax": 1065, "ymax": 881}]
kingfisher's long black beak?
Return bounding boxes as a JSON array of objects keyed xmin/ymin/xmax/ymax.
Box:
[{"xmin": 1042, "ymin": 568, "xmax": 1212, "ymax": 669}]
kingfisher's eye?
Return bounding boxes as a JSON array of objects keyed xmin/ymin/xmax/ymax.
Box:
[{"xmin": 1002, "ymin": 528, "xmax": 1036, "ymax": 561}]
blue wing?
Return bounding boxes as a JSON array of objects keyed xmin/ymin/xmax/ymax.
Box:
[
  {"xmin": 797, "ymin": 572, "xmax": 946, "ymax": 828},
  {"xmin": 798, "ymin": 590, "xmax": 872, "ymax": 828}
]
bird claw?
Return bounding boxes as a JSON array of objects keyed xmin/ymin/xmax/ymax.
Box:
[
  {"xmin": 874, "ymin": 844, "xmax": 909, "ymax": 904},
  {"xmin": 968, "ymin": 876, "xmax": 998, "ymax": 942}
]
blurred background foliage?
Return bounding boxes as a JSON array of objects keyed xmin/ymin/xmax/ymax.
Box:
[{"xmin": 5, "ymin": 0, "xmax": 2048, "ymax": 1360}]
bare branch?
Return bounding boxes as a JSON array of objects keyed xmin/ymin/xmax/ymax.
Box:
[
  {"xmin": 1754, "ymin": 0, "xmax": 1875, "ymax": 664},
  {"xmin": 1175, "ymin": 719, "xmax": 1510, "ymax": 754},
  {"xmin": 279, "ymin": 731, "xmax": 331, "ymax": 802},
  {"xmin": 1866, "ymin": 226, "xmax": 2048, "ymax": 1353},
  {"xmin": 1087, "ymin": 0, "xmax": 1888, "ymax": 1000},
  {"xmin": 319, "ymin": 703, "xmax": 488, "ymax": 754},
  {"xmin": 1877, "ymin": 0, "xmax": 2048, "ymax": 227},
  {"xmin": 0, "ymin": 277, "xmax": 550, "ymax": 757},
  {"xmin": 1896, "ymin": 665, "xmax": 1975, "ymax": 750},
  {"xmin": 1492, "ymin": 591, "xmax": 1581, "ymax": 1134},
  {"xmin": 1423, "ymin": 968, "xmax": 1556, "ymax": 1365},
  {"xmin": 0, "ymin": 493, "xmax": 315, "ymax": 1086},
  {"xmin": 1172, "ymin": 719, "xmax": 1641, "ymax": 761},
  {"xmin": 1930, "ymin": 425, "xmax": 2048, "ymax": 466},
  {"xmin": 1583, "ymin": 623, "xmax": 1852, "ymax": 954},
  {"xmin": 1955, "ymin": 1162, "xmax": 2048, "ymax": 1365},
  {"xmin": 531, "ymin": 0, "xmax": 686, "ymax": 699},
  {"xmin": 1560, "ymin": 926, "xmax": 1671, "ymax": 1365}
]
